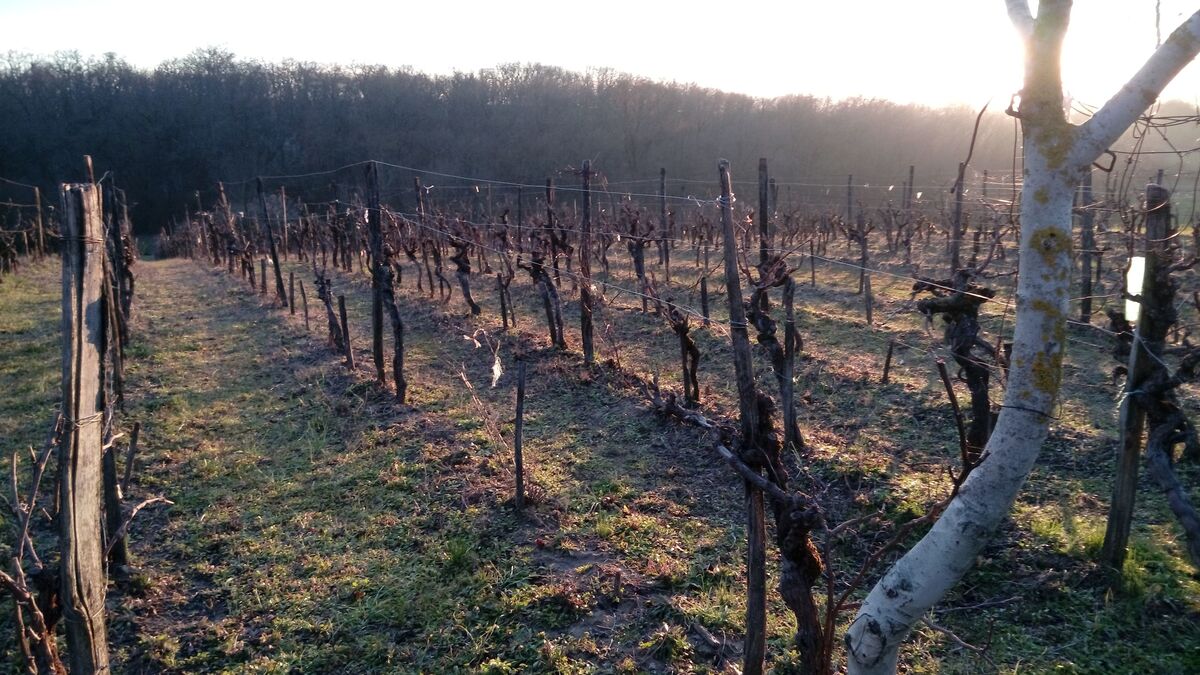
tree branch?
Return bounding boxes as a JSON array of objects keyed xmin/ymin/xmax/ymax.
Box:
[
  {"xmin": 1075, "ymin": 10, "xmax": 1200, "ymax": 162},
  {"xmin": 104, "ymin": 496, "xmax": 173, "ymax": 558},
  {"xmin": 920, "ymin": 614, "xmax": 989, "ymax": 657},
  {"xmin": 715, "ymin": 444, "xmax": 791, "ymax": 503},
  {"xmin": 1005, "ymin": 0, "xmax": 1034, "ymax": 40}
]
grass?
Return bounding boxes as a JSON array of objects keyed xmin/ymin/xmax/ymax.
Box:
[
  {"xmin": 0, "ymin": 259, "xmax": 61, "ymax": 450},
  {"xmin": 0, "ymin": 234, "xmax": 1198, "ymax": 673}
]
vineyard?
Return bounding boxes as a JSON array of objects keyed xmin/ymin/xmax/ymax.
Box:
[{"xmin": 2, "ymin": 140, "xmax": 1199, "ymax": 673}]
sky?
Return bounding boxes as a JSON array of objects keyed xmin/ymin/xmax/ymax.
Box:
[{"xmin": 2, "ymin": 0, "xmax": 1198, "ymax": 109}]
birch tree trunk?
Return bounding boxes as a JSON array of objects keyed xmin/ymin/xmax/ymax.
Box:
[{"xmin": 844, "ymin": 3, "xmax": 1200, "ymax": 673}]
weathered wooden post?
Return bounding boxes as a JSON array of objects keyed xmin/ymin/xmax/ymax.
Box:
[
  {"xmin": 121, "ymin": 420, "xmax": 141, "ymax": 495},
  {"xmin": 769, "ymin": 177, "xmax": 778, "ymax": 221},
  {"xmin": 719, "ymin": 159, "xmax": 766, "ymax": 675},
  {"xmin": 580, "ymin": 160, "xmax": 595, "ymax": 365},
  {"xmin": 782, "ymin": 277, "xmax": 800, "ymax": 450},
  {"xmin": 516, "ymin": 187, "xmax": 524, "ymax": 254},
  {"xmin": 300, "ymin": 279, "xmax": 310, "ymax": 332},
  {"xmin": 659, "ymin": 167, "xmax": 671, "ymax": 280},
  {"xmin": 846, "ymin": 174, "xmax": 853, "ymax": 224},
  {"xmin": 1079, "ymin": 170, "xmax": 1095, "ymax": 323},
  {"xmin": 514, "ymin": 358, "xmax": 527, "ymax": 511},
  {"xmin": 256, "ymin": 178, "xmax": 288, "ymax": 306},
  {"xmin": 810, "ymin": 239, "xmax": 816, "ymax": 287},
  {"xmin": 60, "ymin": 177, "xmax": 111, "ymax": 673},
  {"xmin": 545, "ymin": 178, "xmax": 563, "ymax": 287},
  {"xmin": 279, "ymin": 185, "xmax": 289, "ymax": 261},
  {"xmin": 413, "ymin": 176, "xmax": 426, "ymax": 228},
  {"xmin": 103, "ymin": 433, "xmax": 130, "ymax": 569},
  {"xmin": 863, "ymin": 252, "xmax": 874, "ymax": 326},
  {"xmin": 758, "ymin": 158, "xmax": 770, "ymax": 269},
  {"xmin": 882, "ymin": 339, "xmax": 896, "ymax": 384},
  {"xmin": 906, "ymin": 165, "xmax": 915, "ymax": 210},
  {"xmin": 34, "ymin": 186, "xmax": 45, "ymax": 259},
  {"xmin": 379, "ymin": 248, "xmax": 407, "ymax": 403},
  {"xmin": 100, "ymin": 222, "xmax": 130, "ymax": 573},
  {"xmin": 755, "ymin": 158, "xmax": 772, "ymax": 312},
  {"xmin": 338, "ymin": 294, "xmax": 354, "ymax": 369},
  {"xmin": 1101, "ymin": 183, "xmax": 1173, "ymax": 571},
  {"xmin": 289, "ymin": 271, "xmax": 296, "ymax": 315},
  {"xmin": 497, "ymin": 274, "xmax": 511, "ymax": 329},
  {"xmin": 367, "ymin": 162, "xmax": 385, "ymax": 383},
  {"xmin": 217, "ymin": 182, "xmax": 236, "ymax": 276},
  {"xmin": 951, "ymin": 161, "xmax": 966, "ymax": 272}
]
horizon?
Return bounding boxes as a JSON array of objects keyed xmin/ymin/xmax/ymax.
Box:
[{"xmin": 4, "ymin": 0, "xmax": 1199, "ymax": 109}]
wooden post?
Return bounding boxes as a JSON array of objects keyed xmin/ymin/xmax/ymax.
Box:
[
  {"xmin": 863, "ymin": 246, "xmax": 874, "ymax": 325},
  {"xmin": 59, "ymin": 180, "xmax": 110, "ymax": 673},
  {"xmin": 256, "ymin": 178, "xmax": 288, "ymax": 306},
  {"xmin": 260, "ymin": 258, "xmax": 268, "ymax": 296},
  {"xmin": 545, "ymin": 178, "xmax": 562, "ymax": 287},
  {"xmin": 580, "ymin": 160, "xmax": 595, "ymax": 365},
  {"xmin": 951, "ymin": 161, "xmax": 966, "ymax": 272},
  {"xmin": 279, "ymin": 186, "xmax": 289, "ymax": 261},
  {"xmin": 1079, "ymin": 170, "xmax": 1095, "ymax": 324},
  {"xmin": 846, "ymin": 174, "xmax": 853, "ymax": 223},
  {"xmin": 101, "ymin": 183, "xmax": 129, "ymax": 355},
  {"xmin": 120, "ymin": 421, "xmax": 140, "ymax": 495},
  {"xmin": 1101, "ymin": 183, "xmax": 1172, "ymax": 571},
  {"xmin": 782, "ymin": 277, "xmax": 800, "ymax": 451},
  {"xmin": 660, "ymin": 167, "xmax": 671, "ymax": 281},
  {"xmin": 219, "ymin": 182, "xmax": 236, "ymax": 276},
  {"xmin": 809, "ymin": 239, "xmax": 816, "ymax": 287},
  {"xmin": 338, "ymin": 294, "xmax": 354, "ymax": 369},
  {"xmin": 117, "ymin": 189, "xmax": 134, "ymax": 324},
  {"xmin": 34, "ymin": 186, "xmax": 45, "ymax": 259},
  {"xmin": 514, "ymin": 359, "xmax": 527, "ymax": 511},
  {"xmin": 414, "ymin": 176, "xmax": 426, "ymax": 228},
  {"xmin": 300, "ymin": 280, "xmax": 310, "ymax": 332},
  {"xmin": 759, "ymin": 158, "xmax": 769, "ymax": 269},
  {"xmin": 103, "ymin": 437, "xmax": 129, "ymax": 568},
  {"xmin": 366, "ymin": 162, "xmax": 385, "ymax": 383},
  {"xmin": 516, "ymin": 187, "xmax": 524, "ymax": 254},
  {"xmin": 902, "ymin": 164, "xmax": 912, "ymax": 208},
  {"xmin": 660, "ymin": 167, "xmax": 669, "ymax": 245},
  {"xmin": 379, "ymin": 249, "xmax": 407, "ymax": 403},
  {"xmin": 289, "ymin": 271, "xmax": 296, "ymax": 315},
  {"xmin": 882, "ymin": 339, "xmax": 896, "ymax": 384},
  {"xmin": 497, "ymin": 275, "xmax": 510, "ymax": 329},
  {"xmin": 700, "ymin": 276, "xmax": 710, "ymax": 327},
  {"xmin": 769, "ymin": 177, "xmax": 778, "ymax": 221},
  {"xmin": 719, "ymin": 160, "xmax": 765, "ymax": 675}
]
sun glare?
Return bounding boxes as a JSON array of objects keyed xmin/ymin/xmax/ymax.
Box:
[{"xmin": 3, "ymin": 1, "xmax": 1198, "ymax": 108}]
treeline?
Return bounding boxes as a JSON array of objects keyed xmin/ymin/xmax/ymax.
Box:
[{"xmin": 0, "ymin": 48, "xmax": 1042, "ymax": 229}]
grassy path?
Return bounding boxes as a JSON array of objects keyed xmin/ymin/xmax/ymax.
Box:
[{"xmin": 116, "ymin": 258, "xmax": 755, "ymax": 673}]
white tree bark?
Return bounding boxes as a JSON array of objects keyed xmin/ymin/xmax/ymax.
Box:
[{"xmin": 844, "ymin": 3, "xmax": 1200, "ymax": 673}]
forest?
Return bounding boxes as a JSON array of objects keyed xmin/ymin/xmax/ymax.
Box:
[{"xmin": 0, "ymin": 49, "xmax": 1030, "ymax": 227}]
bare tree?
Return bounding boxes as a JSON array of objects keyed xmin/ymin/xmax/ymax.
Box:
[{"xmin": 844, "ymin": 3, "xmax": 1200, "ymax": 673}]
